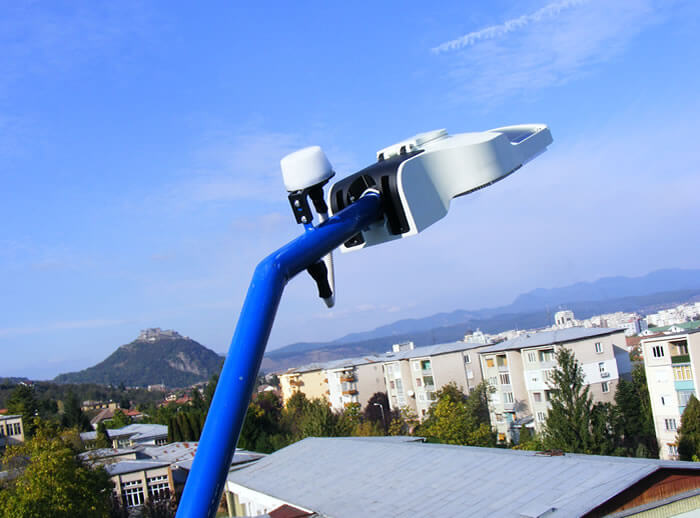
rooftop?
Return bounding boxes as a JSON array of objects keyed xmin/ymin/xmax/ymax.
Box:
[
  {"xmin": 227, "ymin": 437, "xmax": 700, "ymax": 518},
  {"xmin": 80, "ymin": 423, "xmax": 167, "ymax": 442},
  {"xmin": 479, "ymin": 327, "xmax": 624, "ymax": 353}
]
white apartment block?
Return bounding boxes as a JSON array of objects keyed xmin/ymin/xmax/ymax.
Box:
[
  {"xmin": 382, "ymin": 342, "xmax": 488, "ymax": 419},
  {"xmin": 641, "ymin": 329, "xmax": 699, "ymax": 460},
  {"xmin": 479, "ymin": 327, "xmax": 630, "ymax": 443},
  {"xmin": 647, "ymin": 303, "xmax": 700, "ymax": 328}
]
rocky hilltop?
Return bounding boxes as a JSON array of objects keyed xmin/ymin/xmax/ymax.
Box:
[{"xmin": 54, "ymin": 328, "xmax": 223, "ymax": 387}]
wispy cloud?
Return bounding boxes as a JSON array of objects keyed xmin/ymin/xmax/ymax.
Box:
[
  {"xmin": 433, "ymin": 0, "xmax": 590, "ymax": 53},
  {"xmin": 432, "ymin": 0, "xmax": 661, "ymax": 102}
]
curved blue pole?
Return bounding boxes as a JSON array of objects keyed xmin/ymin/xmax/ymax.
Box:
[{"xmin": 176, "ymin": 193, "xmax": 383, "ymax": 518}]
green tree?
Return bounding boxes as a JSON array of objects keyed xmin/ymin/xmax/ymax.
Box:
[
  {"xmin": 190, "ymin": 388, "xmax": 206, "ymax": 412},
  {"xmin": 677, "ymin": 395, "xmax": 700, "ymax": 461},
  {"xmin": 106, "ymin": 409, "xmax": 132, "ymax": 430},
  {"xmin": 60, "ymin": 391, "xmax": 91, "ymax": 432},
  {"xmin": 178, "ymin": 413, "xmax": 194, "ymax": 441},
  {"xmin": 203, "ymin": 371, "xmax": 220, "ymax": 410},
  {"xmin": 543, "ymin": 348, "xmax": 595, "ymax": 453},
  {"xmin": 418, "ymin": 382, "xmax": 496, "ymax": 446},
  {"xmin": 6, "ymin": 385, "xmax": 39, "ymax": 437},
  {"xmin": 0, "ymin": 421, "xmax": 113, "ymax": 518},
  {"xmin": 95, "ymin": 422, "xmax": 111, "ymax": 449}
]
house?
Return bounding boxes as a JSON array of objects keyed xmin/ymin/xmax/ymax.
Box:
[
  {"xmin": 641, "ymin": 328, "xmax": 699, "ymax": 460},
  {"xmin": 0, "ymin": 415, "xmax": 24, "ymax": 448},
  {"xmin": 81, "ymin": 423, "xmax": 169, "ymax": 449},
  {"xmin": 479, "ymin": 327, "xmax": 630, "ymax": 442},
  {"xmin": 224, "ymin": 437, "xmax": 700, "ymax": 517}
]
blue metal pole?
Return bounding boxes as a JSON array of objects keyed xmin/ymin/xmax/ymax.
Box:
[{"xmin": 176, "ymin": 192, "xmax": 382, "ymax": 518}]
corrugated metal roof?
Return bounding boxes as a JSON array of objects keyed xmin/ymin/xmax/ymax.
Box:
[
  {"xmin": 105, "ymin": 460, "xmax": 171, "ymax": 476},
  {"xmin": 80, "ymin": 423, "xmax": 168, "ymax": 442},
  {"xmin": 480, "ymin": 327, "xmax": 624, "ymax": 353},
  {"xmin": 226, "ymin": 437, "xmax": 700, "ymax": 518}
]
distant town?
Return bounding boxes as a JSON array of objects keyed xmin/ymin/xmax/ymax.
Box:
[{"xmin": 1, "ymin": 298, "xmax": 699, "ymax": 516}]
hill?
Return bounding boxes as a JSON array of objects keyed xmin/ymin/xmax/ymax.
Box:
[
  {"xmin": 54, "ymin": 329, "xmax": 223, "ymax": 387},
  {"xmin": 261, "ymin": 268, "xmax": 700, "ymax": 372}
]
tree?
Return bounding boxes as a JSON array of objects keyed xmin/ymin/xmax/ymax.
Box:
[
  {"xmin": 60, "ymin": 391, "xmax": 91, "ymax": 432},
  {"xmin": 543, "ymin": 348, "xmax": 595, "ymax": 453},
  {"xmin": 418, "ymin": 382, "xmax": 495, "ymax": 447},
  {"xmin": 0, "ymin": 420, "xmax": 113, "ymax": 518},
  {"xmin": 95, "ymin": 422, "xmax": 111, "ymax": 449},
  {"xmin": 613, "ymin": 368, "xmax": 658, "ymax": 458},
  {"xmin": 363, "ymin": 392, "xmax": 390, "ymax": 433},
  {"xmin": 677, "ymin": 395, "xmax": 700, "ymax": 461},
  {"xmin": 203, "ymin": 371, "xmax": 220, "ymax": 411},
  {"xmin": 6, "ymin": 385, "xmax": 39, "ymax": 437},
  {"xmin": 190, "ymin": 388, "xmax": 206, "ymax": 412},
  {"xmin": 106, "ymin": 409, "xmax": 132, "ymax": 430}
]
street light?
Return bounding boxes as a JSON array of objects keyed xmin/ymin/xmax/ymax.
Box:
[
  {"xmin": 176, "ymin": 124, "xmax": 552, "ymax": 518},
  {"xmin": 373, "ymin": 402, "xmax": 386, "ymax": 432}
]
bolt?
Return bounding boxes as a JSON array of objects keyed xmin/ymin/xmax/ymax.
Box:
[
  {"xmin": 301, "ymin": 216, "xmax": 308, "ymax": 223},
  {"xmin": 294, "ymin": 200, "xmax": 301, "ymax": 208}
]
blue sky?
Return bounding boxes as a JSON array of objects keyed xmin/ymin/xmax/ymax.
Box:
[{"xmin": 2, "ymin": 0, "xmax": 700, "ymax": 379}]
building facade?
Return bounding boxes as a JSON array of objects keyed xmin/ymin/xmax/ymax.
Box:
[
  {"xmin": 641, "ymin": 329, "xmax": 699, "ymax": 460},
  {"xmin": 0, "ymin": 415, "xmax": 24, "ymax": 448},
  {"xmin": 480, "ymin": 328, "xmax": 629, "ymax": 442}
]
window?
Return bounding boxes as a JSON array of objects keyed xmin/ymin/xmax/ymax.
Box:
[
  {"xmin": 539, "ymin": 349, "xmax": 555, "ymax": 362},
  {"xmin": 385, "ymin": 364, "xmax": 394, "ymax": 376},
  {"xmin": 423, "ymin": 376, "xmax": 434, "ymax": 387},
  {"xmin": 415, "ymin": 378, "xmax": 422, "ymax": 387},
  {"xmin": 504, "ymin": 392, "xmax": 514, "ymax": 404},
  {"xmin": 147, "ymin": 475, "xmax": 170, "ymax": 501},
  {"xmin": 497, "ymin": 355, "xmax": 508, "ymax": 367},
  {"xmin": 485, "ymin": 358, "xmax": 495, "ymax": 368},
  {"xmin": 536, "ymin": 411, "xmax": 547, "ymax": 422},
  {"xmin": 673, "ymin": 365, "xmax": 693, "ymax": 381},
  {"xmin": 155, "ymin": 438, "xmax": 167, "ymax": 446},
  {"xmin": 466, "ymin": 368, "xmax": 474, "ymax": 380},
  {"xmin": 678, "ymin": 390, "xmax": 696, "ymax": 407},
  {"xmin": 488, "ymin": 376, "xmax": 497, "ymax": 386},
  {"xmin": 426, "ymin": 391, "xmax": 436, "ymax": 401},
  {"xmin": 598, "ymin": 362, "xmax": 607, "ymax": 375},
  {"xmin": 464, "ymin": 353, "xmax": 471, "ymax": 364},
  {"xmin": 652, "ymin": 345, "xmax": 665, "ymax": 358},
  {"xmin": 533, "ymin": 392, "xmax": 542, "ymax": 402},
  {"xmin": 595, "ymin": 342, "xmax": 603, "ymax": 353},
  {"xmin": 412, "ymin": 362, "xmax": 420, "ymax": 371},
  {"xmin": 390, "ymin": 380, "xmax": 395, "ymax": 389},
  {"xmin": 543, "ymin": 369, "xmax": 555, "ymax": 383},
  {"xmin": 418, "ymin": 393, "xmax": 425, "ymax": 401},
  {"xmin": 499, "ymin": 373, "xmax": 511, "ymax": 385},
  {"xmin": 602, "ymin": 382, "xmax": 609, "ymax": 393},
  {"xmin": 0, "ymin": 424, "xmax": 4, "ymax": 436},
  {"xmin": 12, "ymin": 423, "xmax": 21, "ymax": 435},
  {"xmin": 395, "ymin": 379, "xmax": 403, "ymax": 394},
  {"xmin": 545, "ymin": 390, "xmax": 555, "ymax": 401},
  {"xmin": 664, "ymin": 418, "xmax": 677, "ymax": 431},
  {"xmin": 123, "ymin": 480, "xmax": 145, "ymax": 508},
  {"xmin": 527, "ymin": 351, "xmax": 537, "ymax": 363},
  {"xmin": 495, "ymin": 413, "xmax": 504, "ymax": 423},
  {"xmin": 421, "ymin": 360, "xmax": 432, "ymax": 371},
  {"xmin": 668, "ymin": 444, "xmax": 679, "ymax": 456},
  {"xmin": 661, "ymin": 395, "xmax": 666, "ymax": 406}
]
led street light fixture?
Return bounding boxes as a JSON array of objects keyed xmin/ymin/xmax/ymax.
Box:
[{"xmin": 328, "ymin": 124, "xmax": 552, "ymax": 251}]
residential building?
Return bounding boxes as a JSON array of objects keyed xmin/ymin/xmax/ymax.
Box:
[
  {"xmin": 0, "ymin": 415, "xmax": 24, "ymax": 448},
  {"xmin": 225, "ymin": 437, "xmax": 700, "ymax": 517},
  {"xmin": 480, "ymin": 327, "xmax": 629, "ymax": 442},
  {"xmin": 641, "ymin": 329, "xmax": 699, "ymax": 460},
  {"xmin": 382, "ymin": 341, "xmax": 489, "ymax": 419},
  {"xmin": 81, "ymin": 441, "xmax": 265, "ymax": 511},
  {"xmin": 81, "ymin": 423, "xmax": 168, "ymax": 449}
]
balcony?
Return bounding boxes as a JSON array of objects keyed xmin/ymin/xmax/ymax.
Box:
[
  {"xmin": 672, "ymin": 354, "xmax": 691, "ymax": 364},
  {"xmin": 340, "ymin": 375, "xmax": 355, "ymax": 383},
  {"xmin": 344, "ymin": 402, "xmax": 360, "ymax": 409},
  {"xmin": 600, "ymin": 371, "xmax": 611, "ymax": 379},
  {"xmin": 342, "ymin": 389, "xmax": 358, "ymax": 396},
  {"xmin": 289, "ymin": 379, "xmax": 303, "ymax": 387}
]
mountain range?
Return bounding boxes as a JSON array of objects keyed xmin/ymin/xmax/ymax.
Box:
[{"xmin": 260, "ymin": 268, "xmax": 700, "ymax": 372}]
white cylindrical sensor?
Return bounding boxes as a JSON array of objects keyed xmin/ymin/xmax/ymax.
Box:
[{"xmin": 280, "ymin": 146, "xmax": 334, "ymax": 192}]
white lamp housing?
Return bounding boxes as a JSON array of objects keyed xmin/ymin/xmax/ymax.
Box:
[
  {"xmin": 328, "ymin": 124, "xmax": 552, "ymax": 252},
  {"xmin": 280, "ymin": 146, "xmax": 335, "ymax": 193}
]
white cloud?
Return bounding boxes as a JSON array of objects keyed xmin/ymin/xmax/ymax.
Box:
[
  {"xmin": 433, "ymin": 0, "xmax": 591, "ymax": 53},
  {"xmin": 432, "ymin": 0, "xmax": 660, "ymax": 102}
]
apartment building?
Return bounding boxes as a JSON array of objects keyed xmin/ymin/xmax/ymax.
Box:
[
  {"xmin": 382, "ymin": 341, "xmax": 488, "ymax": 419},
  {"xmin": 279, "ymin": 356, "xmax": 385, "ymax": 412},
  {"xmin": 0, "ymin": 414, "xmax": 24, "ymax": 448},
  {"xmin": 641, "ymin": 329, "xmax": 699, "ymax": 460},
  {"xmin": 480, "ymin": 327, "xmax": 629, "ymax": 442}
]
